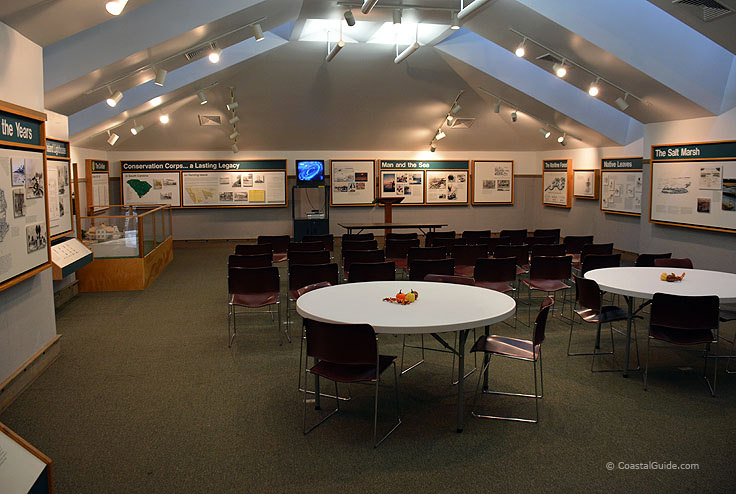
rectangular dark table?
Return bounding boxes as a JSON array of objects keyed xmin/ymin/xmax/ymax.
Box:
[{"xmin": 338, "ymin": 222, "xmax": 448, "ymax": 235}]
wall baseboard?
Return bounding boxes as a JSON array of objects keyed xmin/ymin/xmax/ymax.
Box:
[
  {"xmin": 54, "ymin": 280, "xmax": 79, "ymax": 309},
  {"xmin": 0, "ymin": 335, "xmax": 62, "ymax": 413}
]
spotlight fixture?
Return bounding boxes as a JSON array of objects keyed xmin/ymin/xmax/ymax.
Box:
[
  {"xmin": 435, "ymin": 129, "xmax": 446, "ymax": 141},
  {"xmin": 229, "ymin": 115, "xmax": 240, "ymax": 125},
  {"xmin": 615, "ymin": 93, "xmax": 630, "ymax": 111},
  {"xmin": 450, "ymin": 11, "xmax": 460, "ymax": 30},
  {"xmin": 450, "ymin": 103, "xmax": 462, "ymax": 115},
  {"xmin": 539, "ymin": 128, "xmax": 550, "ymax": 138},
  {"xmin": 515, "ymin": 38, "xmax": 526, "ymax": 58},
  {"xmin": 558, "ymin": 133, "xmax": 567, "ymax": 146},
  {"xmin": 430, "ymin": 141, "xmax": 437, "ymax": 152},
  {"xmin": 326, "ymin": 39, "xmax": 344, "ymax": 62},
  {"xmin": 230, "ymin": 130, "xmax": 240, "ymax": 140},
  {"xmin": 154, "ymin": 68, "xmax": 167, "ymax": 87},
  {"xmin": 107, "ymin": 131, "xmax": 119, "ymax": 145},
  {"xmin": 588, "ymin": 77, "xmax": 600, "ymax": 97},
  {"xmin": 208, "ymin": 44, "xmax": 222, "ymax": 63},
  {"xmin": 197, "ymin": 91, "xmax": 208, "ymax": 105},
  {"xmin": 446, "ymin": 114, "xmax": 454, "ymax": 124},
  {"xmin": 457, "ymin": 0, "xmax": 491, "ymax": 22},
  {"xmin": 361, "ymin": 0, "xmax": 379, "ymax": 15},
  {"xmin": 493, "ymin": 101, "xmax": 500, "ymax": 113},
  {"xmin": 106, "ymin": 89, "xmax": 123, "ymax": 107},
  {"xmin": 159, "ymin": 114, "xmax": 169, "ymax": 124},
  {"xmin": 553, "ymin": 60, "xmax": 567, "ymax": 78},
  {"xmin": 344, "ymin": 10, "xmax": 356, "ymax": 26},
  {"xmin": 252, "ymin": 23, "xmax": 264, "ymax": 41},
  {"xmin": 232, "ymin": 143, "xmax": 239, "ymax": 154},
  {"xmin": 105, "ymin": 0, "xmax": 128, "ymax": 16},
  {"xmin": 130, "ymin": 121, "xmax": 144, "ymax": 135},
  {"xmin": 226, "ymin": 101, "xmax": 239, "ymax": 111},
  {"xmin": 394, "ymin": 41, "xmax": 419, "ymax": 64},
  {"xmin": 511, "ymin": 110, "xmax": 517, "ymax": 122}
]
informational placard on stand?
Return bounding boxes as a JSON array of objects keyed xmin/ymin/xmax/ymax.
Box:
[
  {"xmin": 378, "ymin": 160, "xmax": 469, "ymax": 205},
  {"xmin": 0, "ymin": 422, "xmax": 52, "ymax": 494},
  {"xmin": 51, "ymin": 237, "xmax": 93, "ymax": 280},
  {"xmin": 329, "ymin": 159, "xmax": 375, "ymax": 206},
  {"xmin": 121, "ymin": 160, "xmax": 287, "ymax": 208},
  {"xmin": 542, "ymin": 159, "xmax": 573, "ymax": 208},
  {"xmin": 573, "ymin": 169, "xmax": 600, "ymax": 199},
  {"xmin": 471, "ymin": 160, "xmax": 514, "ymax": 205},
  {"xmin": 650, "ymin": 141, "xmax": 736, "ymax": 233},
  {"xmin": 46, "ymin": 138, "xmax": 73, "ymax": 238},
  {"xmin": 600, "ymin": 157, "xmax": 643, "ymax": 216},
  {"xmin": 0, "ymin": 102, "xmax": 51, "ymax": 292},
  {"xmin": 85, "ymin": 159, "xmax": 110, "ymax": 214}
]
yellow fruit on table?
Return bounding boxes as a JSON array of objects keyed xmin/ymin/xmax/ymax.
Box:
[
  {"xmin": 405, "ymin": 292, "xmax": 416, "ymax": 303},
  {"xmin": 660, "ymin": 272, "xmax": 668, "ymax": 281}
]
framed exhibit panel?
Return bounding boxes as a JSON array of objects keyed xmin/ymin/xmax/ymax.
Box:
[
  {"xmin": 46, "ymin": 138, "xmax": 73, "ymax": 238},
  {"xmin": 122, "ymin": 171, "xmax": 181, "ymax": 207},
  {"xmin": 573, "ymin": 169, "xmax": 600, "ymax": 199},
  {"xmin": 377, "ymin": 160, "xmax": 469, "ymax": 205},
  {"xmin": 542, "ymin": 159, "xmax": 573, "ymax": 208},
  {"xmin": 650, "ymin": 141, "xmax": 736, "ymax": 233},
  {"xmin": 329, "ymin": 159, "xmax": 375, "ymax": 206},
  {"xmin": 85, "ymin": 159, "xmax": 110, "ymax": 215},
  {"xmin": 425, "ymin": 163, "xmax": 469, "ymax": 205},
  {"xmin": 600, "ymin": 157, "xmax": 643, "ymax": 216},
  {"xmin": 0, "ymin": 422, "xmax": 53, "ymax": 494},
  {"xmin": 377, "ymin": 160, "xmax": 426, "ymax": 205},
  {"xmin": 471, "ymin": 160, "xmax": 514, "ymax": 205},
  {"xmin": 0, "ymin": 100, "xmax": 52, "ymax": 292}
]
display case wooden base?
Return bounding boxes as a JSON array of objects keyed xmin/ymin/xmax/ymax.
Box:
[{"xmin": 76, "ymin": 237, "xmax": 173, "ymax": 292}]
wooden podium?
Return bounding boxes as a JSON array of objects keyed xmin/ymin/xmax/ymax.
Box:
[{"xmin": 374, "ymin": 197, "xmax": 404, "ymax": 234}]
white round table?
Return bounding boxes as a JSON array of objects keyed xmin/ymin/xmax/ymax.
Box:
[
  {"xmin": 297, "ymin": 280, "xmax": 517, "ymax": 432},
  {"xmin": 585, "ymin": 267, "xmax": 736, "ymax": 376}
]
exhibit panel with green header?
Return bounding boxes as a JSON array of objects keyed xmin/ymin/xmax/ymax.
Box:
[
  {"xmin": 601, "ymin": 157, "xmax": 643, "ymax": 216},
  {"xmin": 650, "ymin": 141, "xmax": 736, "ymax": 233},
  {"xmin": 542, "ymin": 159, "xmax": 572, "ymax": 208},
  {"xmin": 120, "ymin": 159, "xmax": 287, "ymax": 208},
  {"xmin": 0, "ymin": 109, "xmax": 43, "ymax": 148},
  {"xmin": 46, "ymin": 138, "xmax": 73, "ymax": 238},
  {"xmin": 85, "ymin": 159, "xmax": 110, "ymax": 214},
  {"xmin": 378, "ymin": 160, "xmax": 469, "ymax": 205}
]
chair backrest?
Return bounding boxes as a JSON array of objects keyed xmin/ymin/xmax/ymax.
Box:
[
  {"xmin": 407, "ymin": 246, "xmax": 447, "ymax": 264},
  {"xmin": 450, "ymin": 244, "xmax": 489, "ymax": 267},
  {"xmin": 581, "ymin": 253, "xmax": 621, "ymax": 275},
  {"xmin": 348, "ymin": 261, "xmax": 396, "ymax": 282},
  {"xmin": 409, "ymin": 258, "xmax": 455, "ymax": 281},
  {"xmin": 289, "ymin": 263, "xmax": 339, "ymax": 291},
  {"xmin": 228, "ymin": 266, "xmax": 280, "ymax": 295},
  {"xmin": 653, "ymin": 257, "xmax": 693, "ymax": 269},
  {"xmin": 494, "ymin": 244, "xmax": 529, "ymax": 267},
  {"xmin": 342, "ymin": 233, "xmax": 374, "ymax": 242},
  {"xmin": 426, "ymin": 237, "xmax": 458, "ymax": 248},
  {"xmin": 474, "ymin": 257, "xmax": 517, "ymax": 283},
  {"xmin": 257, "ymin": 235, "xmax": 290, "ymax": 253},
  {"xmin": 287, "ymin": 250, "xmax": 331, "ymax": 268},
  {"xmin": 288, "ymin": 241, "xmax": 325, "ymax": 252},
  {"xmin": 533, "ymin": 297, "xmax": 555, "ymax": 346},
  {"xmin": 304, "ymin": 319, "xmax": 377, "ymax": 365},
  {"xmin": 386, "ymin": 232, "xmax": 418, "ymax": 240},
  {"xmin": 423, "ymin": 273, "xmax": 475, "ymax": 286},
  {"xmin": 531, "ymin": 243, "xmax": 566, "ymax": 258},
  {"xmin": 343, "ymin": 249, "xmax": 385, "ymax": 272},
  {"xmin": 650, "ymin": 293, "xmax": 719, "ymax": 331},
  {"xmin": 295, "ymin": 281, "xmax": 332, "ymax": 298},
  {"xmin": 635, "ymin": 252, "xmax": 672, "ymax": 267},
  {"xmin": 461, "ymin": 230, "xmax": 492, "ymax": 241},
  {"xmin": 385, "ymin": 238, "xmax": 420, "ymax": 259},
  {"xmin": 573, "ymin": 275, "xmax": 602, "ymax": 312},
  {"xmin": 342, "ymin": 239, "xmax": 378, "ymax": 252},
  {"xmin": 580, "ymin": 243, "xmax": 614, "ymax": 262},
  {"xmin": 425, "ymin": 230, "xmax": 455, "ymax": 246},
  {"xmin": 476, "ymin": 236, "xmax": 511, "ymax": 256},
  {"xmin": 562, "ymin": 235, "xmax": 594, "ymax": 254},
  {"xmin": 499, "ymin": 229, "xmax": 527, "ymax": 244},
  {"xmin": 529, "ymin": 255, "xmax": 572, "ymax": 281},
  {"xmin": 533, "ymin": 229, "xmax": 561, "ymax": 243},
  {"xmin": 228, "ymin": 253, "xmax": 272, "ymax": 268},
  {"xmin": 526, "ymin": 235, "xmax": 556, "ymax": 247},
  {"xmin": 303, "ymin": 234, "xmax": 334, "ymax": 251},
  {"xmin": 235, "ymin": 243, "xmax": 272, "ymax": 256}
]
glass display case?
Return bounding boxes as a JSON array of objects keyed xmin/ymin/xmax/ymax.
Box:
[{"xmin": 80, "ymin": 205, "xmax": 171, "ymax": 258}]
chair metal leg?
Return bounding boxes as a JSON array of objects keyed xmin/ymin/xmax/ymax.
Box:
[
  {"xmin": 400, "ymin": 334, "xmax": 425, "ymax": 375},
  {"xmin": 643, "ymin": 335, "xmax": 651, "ymax": 391},
  {"xmin": 303, "ymin": 372, "xmax": 340, "ymax": 435},
  {"xmin": 373, "ymin": 362, "xmax": 402, "ymax": 448}
]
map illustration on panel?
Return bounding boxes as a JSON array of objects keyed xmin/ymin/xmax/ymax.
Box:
[{"xmin": 127, "ymin": 179, "xmax": 153, "ymax": 198}]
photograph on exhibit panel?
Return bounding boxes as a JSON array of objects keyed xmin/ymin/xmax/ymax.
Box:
[
  {"xmin": 426, "ymin": 171, "xmax": 468, "ymax": 204},
  {"xmin": 330, "ymin": 160, "xmax": 375, "ymax": 206},
  {"xmin": 543, "ymin": 172, "xmax": 568, "ymax": 206},
  {"xmin": 379, "ymin": 170, "xmax": 423, "ymax": 204}
]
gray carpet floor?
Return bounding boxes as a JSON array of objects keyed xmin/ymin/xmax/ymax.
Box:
[{"xmin": 2, "ymin": 243, "xmax": 735, "ymax": 493}]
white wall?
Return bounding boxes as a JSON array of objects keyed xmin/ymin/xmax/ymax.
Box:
[{"xmin": 0, "ymin": 22, "xmax": 57, "ymax": 383}]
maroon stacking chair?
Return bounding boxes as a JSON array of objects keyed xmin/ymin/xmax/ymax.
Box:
[
  {"xmin": 573, "ymin": 243, "xmax": 614, "ymax": 272},
  {"xmin": 719, "ymin": 306, "xmax": 736, "ymax": 374},
  {"xmin": 347, "ymin": 261, "xmax": 396, "ymax": 283},
  {"xmin": 462, "ymin": 230, "xmax": 492, "ymax": 243},
  {"xmin": 258, "ymin": 235, "xmax": 290, "ymax": 263},
  {"xmin": 423, "ymin": 273, "xmax": 475, "ymax": 285},
  {"xmin": 522, "ymin": 256, "xmax": 571, "ymax": 326},
  {"xmin": 562, "ymin": 235, "xmax": 594, "ymax": 262},
  {"xmin": 532, "ymin": 228, "xmax": 561, "ymax": 243},
  {"xmin": 385, "ymin": 238, "xmax": 420, "ymax": 271},
  {"xmin": 343, "ymin": 249, "xmax": 385, "ymax": 279},
  {"xmin": 530, "ymin": 243, "xmax": 566, "ymax": 258},
  {"xmin": 499, "ymin": 229, "xmax": 527, "ymax": 245},
  {"xmin": 526, "ymin": 235, "xmax": 556, "ymax": 248},
  {"xmin": 228, "ymin": 253, "xmax": 273, "ymax": 268},
  {"xmin": 494, "ymin": 244, "xmax": 530, "ymax": 275},
  {"xmin": 635, "ymin": 252, "xmax": 672, "ymax": 267},
  {"xmin": 424, "ymin": 230, "xmax": 455, "ymax": 247},
  {"xmin": 474, "ymin": 257, "xmax": 517, "ymax": 295},
  {"xmin": 645, "ymin": 293, "xmax": 720, "ymax": 396},
  {"xmin": 288, "ymin": 241, "xmax": 326, "ymax": 253},
  {"xmin": 408, "ymin": 258, "xmax": 454, "ymax": 281},
  {"xmin": 295, "ymin": 281, "xmax": 334, "ymax": 396},
  {"xmin": 287, "ymin": 263, "xmax": 339, "ymax": 329},
  {"xmin": 477, "ymin": 236, "xmax": 511, "ymax": 256},
  {"xmin": 451, "ymin": 244, "xmax": 489, "ymax": 277},
  {"xmin": 470, "ymin": 296, "xmax": 554, "ymax": 423},
  {"xmin": 288, "ymin": 250, "xmax": 331, "ymax": 269},
  {"xmin": 342, "ymin": 239, "xmax": 378, "ymax": 253},
  {"xmin": 427, "ymin": 237, "xmax": 465, "ymax": 249},
  {"xmin": 302, "ymin": 319, "xmax": 401, "ymax": 447},
  {"xmin": 235, "ymin": 243, "xmax": 272, "ymax": 256},
  {"xmin": 303, "ymin": 234, "xmax": 334, "ymax": 252},
  {"xmin": 228, "ymin": 266, "xmax": 282, "ymax": 347},
  {"xmin": 342, "ymin": 233, "xmax": 374, "ymax": 242},
  {"xmin": 386, "ymin": 232, "xmax": 418, "ymax": 241},
  {"xmin": 569, "ymin": 276, "xmax": 639, "ymax": 372},
  {"xmin": 653, "ymin": 257, "xmax": 693, "ymax": 269}
]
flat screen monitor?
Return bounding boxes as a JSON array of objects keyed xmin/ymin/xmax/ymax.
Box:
[{"xmin": 296, "ymin": 160, "xmax": 324, "ymax": 186}]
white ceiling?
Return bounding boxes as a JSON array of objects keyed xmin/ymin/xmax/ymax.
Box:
[{"xmin": 2, "ymin": 0, "xmax": 735, "ymax": 153}]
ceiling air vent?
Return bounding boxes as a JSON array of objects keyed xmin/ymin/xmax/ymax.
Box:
[
  {"xmin": 536, "ymin": 53, "xmax": 561, "ymax": 64},
  {"xmin": 185, "ymin": 42, "xmax": 217, "ymax": 62},
  {"xmin": 672, "ymin": 0, "xmax": 734, "ymax": 22},
  {"xmin": 198, "ymin": 115, "xmax": 222, "ymax": 126},
  {"xmin": 448, "ymin": 118, "xmax": 475, "ymax": 129}
]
